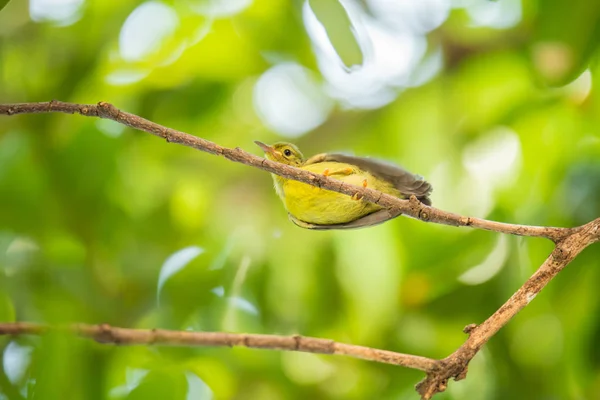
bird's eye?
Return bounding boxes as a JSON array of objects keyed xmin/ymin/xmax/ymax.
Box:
[{"xmin": 284, "ymin": 149, "xmax": 292, "ymax": 157}]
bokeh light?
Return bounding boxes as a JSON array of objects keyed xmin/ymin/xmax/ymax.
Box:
[
  {"xmin": 185, "ymin": 0, "xmax": 252, "ymax": 17},
  {"xmin": 253, "ymin": 63, "xmax": 334, "ymax": 137},
  {"xmin": 462, "ymin": 0, "xmax": 522, "ymax": 29},
  {"xmin": 119, "ymin": 1, "xmax": 179, "ymax": 62},
  {"xmin": 302, "ymin": 0, "xmax": 441, "ymax": 109},
  {"xmin": 29, "ymin": 0, "xmax": 84, "ymax": 25}
]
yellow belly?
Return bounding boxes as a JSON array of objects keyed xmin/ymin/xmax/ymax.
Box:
[{"xmin": 276, "ymin": 162, "xmax": 399, "ymax": 225}]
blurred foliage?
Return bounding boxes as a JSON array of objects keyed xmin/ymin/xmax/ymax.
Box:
[
  {"xmin": 0, "ymin": 0, "xmax": 600, "ymax": 399},
  {"xmin": 308, "ymin": 0, "xmax": 363, "ymax": 68},
  {"xmin": 0, "ymin": 0, "xmax": 10, "ymax": 13}
]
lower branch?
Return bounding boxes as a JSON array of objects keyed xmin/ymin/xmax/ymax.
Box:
[
  {"xmin": 0, "ymin": 322, "xmax": 437, "ymax": 372},
  {"xmin": 1, "ymin": 210, "xmax": 597, "ymax": 400}
]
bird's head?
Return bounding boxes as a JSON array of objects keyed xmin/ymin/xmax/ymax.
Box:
[{"xmin": 255, "ymin": 141, "xmax": 305, "ymax": 167}]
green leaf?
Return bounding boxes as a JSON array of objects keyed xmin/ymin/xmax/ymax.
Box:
[
  {"xmin": 0, "ymin": 0, "xmax": 11, "ymax": 13},
  {"xmin": 157, "ymin": 246, "xmax": 204, "ymax": 305},
  {"xmin": 308, "ymin": 0, "xmax": 363, "ymax": 68},
  {"xmin": 533, "ymin": 0, "xmax": 600, "ymax": 85}
]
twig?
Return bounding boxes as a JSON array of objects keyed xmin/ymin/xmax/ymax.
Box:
[
  {"xmin": 0, "ymin": 101, "xmax": 570, "ymax": 242},
  {"xmin": 0, "ymin": 322, "xmax": 437, "ymax": 372},
  {"xmin": 1, "ymin": 101, "xmax": 599, "ymax": 399}
]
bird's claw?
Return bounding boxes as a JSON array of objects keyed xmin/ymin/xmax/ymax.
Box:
[
  {"xmin": 323, "ymin": 167, "xmax": 353, "ymax": 177},
  {"xmin": 351, "ymin": 193, "xmax": 363, "ymax": 201}
]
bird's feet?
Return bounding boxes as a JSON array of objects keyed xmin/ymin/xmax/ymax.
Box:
[
  {"xmin": 351, "ymin": 180, "xmax": 368, "ymax": 201},
  {"xmin": 323, "ymin": 167, "xmax": 354, "ymax": 177}
]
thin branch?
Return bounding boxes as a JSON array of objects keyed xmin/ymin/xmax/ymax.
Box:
[
  {"xmin": 0, "ymin": 322, "xmax": 437, "ymax": 372},
  {"xmin": 0, "ymin": 101, "xmax": 570, "ymax": 242},
  {"xmin": 1, "ymin": 101, "xmax": 599, "ymax": 399}
]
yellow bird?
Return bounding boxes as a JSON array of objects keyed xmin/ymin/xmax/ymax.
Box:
[{"xmin": 255, "ymin": 141, "xmax": 432, "ymax": 230}]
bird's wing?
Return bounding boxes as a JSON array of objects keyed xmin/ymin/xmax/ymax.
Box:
[
  {"xmin": 305, "ymin": 153, "xmax": 432, "ymax": 205},
  {"xmin": 288, "ymin": 209, "xmax": 402, "ymax": 230}
]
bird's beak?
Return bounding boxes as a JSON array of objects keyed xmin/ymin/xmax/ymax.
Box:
[{"xmin": 254, "ymin": 141, "xmax": 278, "ymax": 157}]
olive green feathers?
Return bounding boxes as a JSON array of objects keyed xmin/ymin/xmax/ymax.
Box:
[{"xmin": 256, "ymin": 141, "xmax": 432, "ymax": 230}]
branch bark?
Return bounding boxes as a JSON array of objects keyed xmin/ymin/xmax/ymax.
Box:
[
  {"xmin": 0, "ymin": 101, "xmax": 569, "ymax": 241},
  {"xmin": 416, "ymin": 218, "xmax": 599, "ymax": 397},
  {"xmin": 0, "ymin": 322, "xmax": 437, "ymax": 372},
  {"xmin": 1, "ymin": 101, "xmax": 598, "ymax": 399}
]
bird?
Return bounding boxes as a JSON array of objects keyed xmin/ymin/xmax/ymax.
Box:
[{"xmin": 255, "ymin": 141, "xmax": 432, "ymax": 230}]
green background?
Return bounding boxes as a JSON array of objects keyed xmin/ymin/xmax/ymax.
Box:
[{"xmin": 1, "ymin": 0, "xmax": 600, "ymax": 399}]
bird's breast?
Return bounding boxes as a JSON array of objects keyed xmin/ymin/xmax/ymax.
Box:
[{"xmin": 279, "ymin": 162, "xmax": 383, "ymax": 225}]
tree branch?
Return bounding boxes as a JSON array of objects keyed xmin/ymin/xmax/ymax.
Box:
[
  {"xmin": 0, "ymin": 101, "xmax": 570, "ymax": 242},
  {"xmin": 0, "ymin": 322, "xmax": 437, "ymax": 372},
  {"xmin": 1, "ymin": 100, "xmax": 598, "ymax": 399},
  {"xmin": 416, "ymin": 217, "xmax": 600, "ymax": 398}
]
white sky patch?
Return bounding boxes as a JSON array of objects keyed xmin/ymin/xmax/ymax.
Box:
[
  {"xmin": 3, "ymin": 341, "xmax": 32, "ymax": 384},
  {"xmin": 109, "ymin": 368, "xmax": 149, "ymax": 397},
  {"xmin": 253, "ymin": 63, "xmax": 334, "ymax": 137},
  {"xmin": 303, "ymin": 0, "xmax": 430, "ymax": 109},
  {"xmin": 185, "ymin": 372, "xmax": 213, "ymax": 400},
  {"xmin": 459, "ymin": 235, "xmax": 509, "ymax": 285},
  {"xmin": 119, "ymin": 1, "xmax": 179, "ymax": 62},
  {"xmin": 30, "ymin": 0, "xmax": 84, "ymax": 25},
  {"xmin": 564, "ymin": 69, "xmax": 592, "ymax": 104},
  {"xmin": 211, "ymin": 286, "xmax": 225, "ymax": 297},
  {"xmin": 365, "ymin": 19, "xmax": 427, "ymax": 87},
  {"xmin": 227, "ymin": 296, "xmax": 259, "ymax": 315},
  {"xmin": 105, "ymin": 69, "xmax": 151, "ymax": 86},
  {"xmin": 458, "ymin": 174, "xmax": 495, "ymax": 218},
  {"xmin": 407, "ymin": 46, "xmax": 444, "ymax": 87},
  {"xmin": 397, "ymin": 314, "xmax": 437, "ymax": 352},
  {"xmin": 282, "ymin": 352, "xmax": 336, "ymax": 385},
  {"xmin": 429, "ymin": 160, "xmax": 495, "ymax": 219},
  {"xmin": 188, "ymin": 0, "xmax": 252, "ymax": 17},
  {"xmin": 462, "ymin": 126, "xmax": 522, "ymax": 188},
  {"xmin": 367, "ymin": 0, "xmax": 451, "ymax": 34},
  {"xmin": 463, "ymin": 0, "xmax": 522, "ymax": 29},
  {"xmin": 95, "ymin": 119, "xmax": 126, "ymax": 138},
  {"xmin": 6, "ymin": 237, "xmax": 38, "ymax": 257},
  {"xmin": 5, "ymin": 237, "xmax": 39, "ymax": 276}
]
